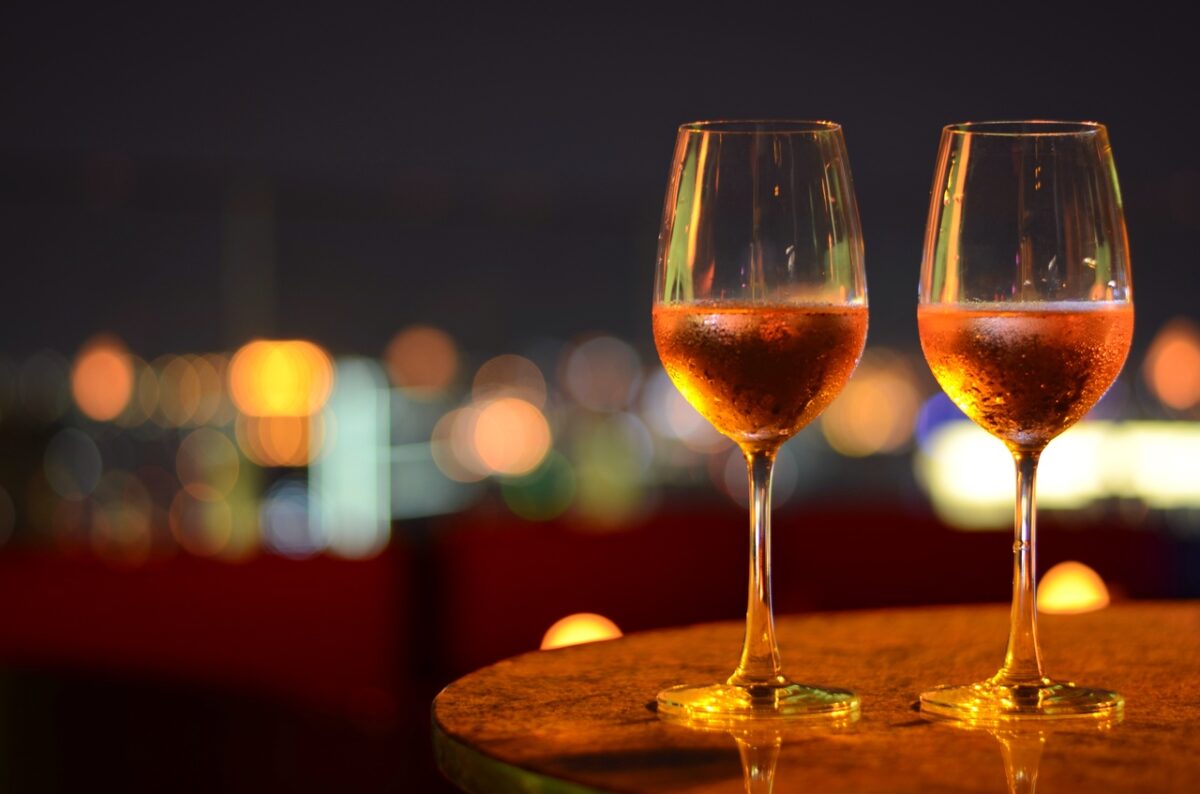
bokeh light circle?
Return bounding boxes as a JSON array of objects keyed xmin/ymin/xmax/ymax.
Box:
[
  {"xmin": 71, "ymin": 334, "xmax": 135, "ymax": 421},
  {"xmin": 472, "ymin": 397, "xmax": 552, "ymax": 476},
  {"xmin": 385, "ymin": 325, "xmax": 458, "ymax": 395}
]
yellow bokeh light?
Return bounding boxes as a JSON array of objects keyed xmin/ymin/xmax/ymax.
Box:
[
  {"xmin": 229, "ymin": 340, "xmax": 334, "ymax": 417},
  {"xmin": 1144, "ymin": 318, "xmax": 1200, "ymax": 411},
  {"xmin": 541, "ymin": 613, "xmax": 623, "ymax": 650},
  {"xmin": 821, "ymin": 353, "xmax": 922, "ymax": 457},
  {"xmin": 1038, "ymin": 561, "xmax": 1110, "ymax": 614},
  {"xmin": 473, "ymin": 397, "xmax": 552, "ymax": 476},
  {"xmin": 71, "ymin": 335, "xmax": 134, "ymax": 421},
  {"xmin": 385, "ymin": 325, "xmax": 458, "ymax": 395}
]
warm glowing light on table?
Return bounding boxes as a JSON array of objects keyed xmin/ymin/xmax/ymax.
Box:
[
  {"xmin": 1038, "ymin": 561, "xmax": 1110, "ymax": 614},
  {"xmin": 541, "ymin": 613, "xmax": 622, "ymax": 650},
  {"xmin": 71, "ymin": 335, "xmax": 134, "ymax": 421}
]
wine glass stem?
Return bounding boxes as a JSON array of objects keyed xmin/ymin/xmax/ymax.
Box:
[
  {"xmin": 730, "ymin": 448, "xmax": 785, "ymax": 687},
  {"xmin": 1000, "ymin": 449, "xmax": 1046, "ymax": 684}
]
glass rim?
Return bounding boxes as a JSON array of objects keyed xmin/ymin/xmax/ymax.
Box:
[
  {"xmin": 678, "ymin": 119, "xmax": 842, "ymax": 135},
  {"xmin": 943, "ymin": 120, "xmax": 1106, "ymax": 137}
]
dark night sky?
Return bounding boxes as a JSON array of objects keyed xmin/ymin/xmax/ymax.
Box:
[{"xmin": 2, "ymin": 5, "xmax": 1196, "ymax": 360}]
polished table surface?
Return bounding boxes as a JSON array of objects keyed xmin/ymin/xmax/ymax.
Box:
[{"xmin": 432, "ymin": 602, "xmax": 1200, "ymax": 793}]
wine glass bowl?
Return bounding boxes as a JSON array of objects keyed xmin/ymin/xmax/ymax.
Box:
[
  {"xmin": 916, "ymin": 120, "xmax": 1132, "ymax": 722},
  {"xmin": 652, "ymin": 120, "xmax": 867, "ymax": 723}
]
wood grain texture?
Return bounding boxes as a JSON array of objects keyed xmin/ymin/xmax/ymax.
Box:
[{"xmin": 433, "ymin": 603, "xmax": 1200, "ymax": 793}]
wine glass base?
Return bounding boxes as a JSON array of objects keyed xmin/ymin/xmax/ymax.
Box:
[
  {"xmin": 919, "ymin": 677, "xmax": 1123, "ymax": 723},
  {"xmin": 657, "ymin": 681, "xmax": 859, "ymax": 726}
]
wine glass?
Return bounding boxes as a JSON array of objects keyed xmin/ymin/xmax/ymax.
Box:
[
  {"xmin": 652, "ymin": 120, "xmax": 867, "ymax": 722},
  {"xmin": 917, "ymin": 120, "xmax": 1132, "ymax": 721}
]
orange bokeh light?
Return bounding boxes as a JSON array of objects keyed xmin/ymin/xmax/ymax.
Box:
[
  {"xmin": 541, "ymin": 613, "xmax": 622, "ymax": 650},
  {"xmin": 473, "ymin": 397, "xmax": 551, "ymax": 476},
  {"xmin": 472, "ymin": 354, "xmax": 547, "ymax": 407},
  {"xmin": 384, "ymin": 325, "xmax": 458, "ymax": 394},
  {"xmin": 71, "ymin": 335, "xmax": 134, "ymax": 421},
  {"xmin": 235, "ymin": 414, "xmax": 325, "ymax": 467},
  {"xmin": 1145, "ymin": 318, "xmax": 1200, "ymax": 411},
  {"xmin": 821, "ymin": 353, "xmax": 921, "ymax": 457},
  {"xmin": 229, "ymin": 340, "xmax": 333, "ymax": 417}
]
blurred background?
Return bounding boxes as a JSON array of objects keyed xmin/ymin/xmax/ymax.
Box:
[{"xmin": 2, "ymin": 5, "xmax": 1198, "ymax": 791}]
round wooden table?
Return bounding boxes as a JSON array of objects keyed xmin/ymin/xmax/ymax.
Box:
[{"xmin": 433, "ymin": 602, "xmax": 1200, "ymax": 792}]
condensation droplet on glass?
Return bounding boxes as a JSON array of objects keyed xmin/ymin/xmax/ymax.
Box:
[
  {"xmin": 1046, "ymin": 255, "xmax": 1057, "ymax": 272},
  {"xmin": 1107, "ymin": 280, "xmax": 1117, "ymax": 289},
  {"xmin": 1022, "ymin": 279, "xmax": 1033, "ymax": 288},
  {"xmin": 1083, "ymin": 257, "xmax": 1097, "ymax": 269},
  {"xmin": 943, "ymin": 189, "xmax": 950, "ymax": 207}
]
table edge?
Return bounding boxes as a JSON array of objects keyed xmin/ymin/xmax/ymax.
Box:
[{"xmin": 432, "ymin": 708, "xmax": 613, "ymax": 794}]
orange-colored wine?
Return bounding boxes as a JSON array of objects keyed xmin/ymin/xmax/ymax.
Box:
[
  {"xmin": 653, "ymin": 303, "xmax": 868, "ymax": 451},
  {"xmin": 918, "ymin": 302, "xmax": 1133, "ymax": 450}
]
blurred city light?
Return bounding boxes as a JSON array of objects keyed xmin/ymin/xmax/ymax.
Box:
[
  {"xmin": 501, "ymin": 450, "xmax": 576, "ymax": 521},
  {"xmin": 570, "ymin": 412, "xmax": 654, "ymax": 527},
  {"xmin": 261, "ymin": 480, "xmax": 325, "ymax": 558},
  {"xmin": 44, "ymin": 428, "xmax": 103, "ymax": 500},
  {"xmin": 919, "ymin": 420, "xmax": 1200, "ymax": 528},
  {"xmin": 639, "ymin": 369, "xmax": 729, "ymax": 453},
  {"xmin": 71, "ymin": 334, "xmax": 134, "ymax": 421},
  {"xmin": 1144, "ymin": 318, "xmax": 1200, "ymax": 411},
  {"xmin": 157, "ymin": 355, "xmax": 203, "ymax": 426},
  {"xmin": 384, "ymin": 325, "xmax": 458, "ymax": 396},
  {"xmin": 190, "ymin": 354, "xmax": 227, "ymax": 425},
  {"xmin": 540, "ymin": 613, "xmax": 623, "ymax": 650},
  {"xmin": 392, "ymin": 442, "xmax": 484, "ymax": 519},
  {"xmin": 236, "ymin": 414, "xmax": 326, "ymax": 468},
  {"xmin": 176, "ymin": 428, "xmax": 240, "ymax": 500},
  {"xmin": 1108, "ymin": 422, "xmax": 1200, "ymax": 508},
  {"xmin": 915, "ymin": 393, "xmax": 968, "ymax": 453},
  {"xmin": 230, "ymin": 340, "xmax": 334, "ymax": 417},
  {"xmin": 6, "ymin": 311, "xmax": 1200, "ymax": 568},
  {"xmin": 563, "ymin": 336, "xmax": 641, "ymax": 413},
  {"xmin": 473, "ymin": 397, "xmax": 552, "ymax": 476},
  {"xmin": 472, "ymin": 354, "xmax": 547, "ymax": 407},
  {"xmin": 1038, "ymin": 561, "xmax": 1110, "ymax": 614},
  {"xmin": 135, "ymin": 361, "xmax": 160, "ymax": 424},
  {"xmin": 820, "ymin": 352, "xmax": 922, "ymax": 457},
  {"xmin": 719, "ymin": 444, "xmax": 800, "ymax": 508},
  {"xmin": 170, "ymin": 490, "xmax": 234, "ymax": 557},
  {"xmin": 430, "ymin": 406, "xmax": 489, "ymax": 483},
  {"xmin": 312, "ymin": 358, "xmax": 391, "ymax": 558}
]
